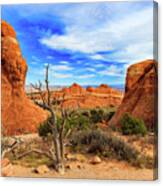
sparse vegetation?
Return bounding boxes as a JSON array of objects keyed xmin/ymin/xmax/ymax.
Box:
[
  {"xmin": 71, "ymin": 129, "xmax": 154, "ymax": 168},
  {"xmin": 71, "ymin": 130, "xmax": 139, "ymax": 161},
  {"xmin": 120, "ymin": 113, "xmax": 147, "ymax": 136},
  {"xmin": 38, "ymin": 117, "xmax": 52, "ymax": 137},
  {"xmin": 38, "ymin": 108, "xmax": 116, "ymax": 138},
  {"xmin": 90, "ymin": 109, "xmax": 104, "ymax": 123}
]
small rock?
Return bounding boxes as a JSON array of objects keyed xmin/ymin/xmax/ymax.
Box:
[
  {"xmin": 34, "ymin": 165, "xmax": 50, "ymax": 174},
  {"xmin": 65, "ymin": 164, "xmax": 72, "ymax": 170},
  {"xmin": 77, "ymin": 164, "xmax": 83, "ymax": 169},
  {"xmin": 66, "ymin": 153, "xmax": 76, "ymax": 160},
  {"xmin": 1, "ymin": 158, "xmax": 10, "ymax": 167},
  {"xmin": 2, "ymin": 163, "xmax": 13, "ymax": 177},
  {"xmin": 75, "ymin": 154, "xmax": 87, "ymax": 162},
  {"xmin": 89, "ymin": 156, "xmax": 102, "ymax": 164}
]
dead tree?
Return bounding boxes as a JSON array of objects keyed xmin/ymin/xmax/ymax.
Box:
[
  {"xmin": 30, "ymin": 64, "xmax": 81, "ymax": 174},
  {"xmin": 31, "ymin": 64, "xmax": 64, "ymax": 174}
]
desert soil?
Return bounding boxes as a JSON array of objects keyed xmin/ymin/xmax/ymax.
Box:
[
  {"xmin": 9, "ymin": 159, "xmax": 154, "ymax": 180},
  {"xmin": 4, "ymin": 133, "xmax": 155, "ymax": 180}
]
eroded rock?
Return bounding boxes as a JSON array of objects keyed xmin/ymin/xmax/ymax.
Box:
[
  {"xmin": 1, "ymin": 20, "xmax": 47, "ymax": 135},
  {"xmin": 110, "ymin": 59, "xmax": 158, "ymax": 129}
]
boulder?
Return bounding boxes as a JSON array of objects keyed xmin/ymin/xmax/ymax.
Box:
[
  {"xmin": 1, "ymin": 20, "xmax": 47, "ymax": 135},
  {"xmin": 89, "ymin": 156, "xmax": 102, "ymax": 164},
  {"xmin": 34, "ymin": 165, "xmax": 50, "ymax": 174},
  {"xmin": 1, "ymin": 162, "xmax": 13, "ymax": 177},
  {"xmin": 1, "ymin": 158, "xmax": 10, "ymax": 167}
]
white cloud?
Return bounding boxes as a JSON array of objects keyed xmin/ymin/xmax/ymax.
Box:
[
  {"xmin": 44, "ymin": 63, "xmax": 49, "ymax": 66},
  {"xmin": 30, "ymin": 61, "xmax": 38, "ymax": 65},
  {"xmin": 32, "ymin": 56, "xmax": 40, "ymax": 62},
  {"xmin": 47, "ymin": 55, "xmax": 53, "ymax": 59},
  {"xmin": 77, "ymin": 74, "xmax": 95, "ymax": 79},
  {"xmin": 60, "ymin": 61, "xmax": 69, "ymax": 65},
  {"xmin": 94, "ymin": 63, "xmax": 105, "ymax": 68},
  {"xmin": 54, "ymin": 73, "xmax": 72, "ymax": 79},
  {"xmin": 90, "ymin": 54, "xmax": 105, "ymax": 60},
  {"xmin": 98, "ymin": 65, "xmax": 124, "ymax": 77},
  {"xmin": 76, "ymin": 61, "xmax": 82, "ymax": 64},
  {"xmin": 85, "ymin": 67, "xmax": 96, "ymax": 72},
  {"xmin": 40, "ymin": 5, "xmax": 153, "ymax": 64},
  {"xmin": 51, "ymin": 64, "xmax": 73, "ymax": 71}
]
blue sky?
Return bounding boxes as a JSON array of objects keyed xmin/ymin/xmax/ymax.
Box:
[{"xmin": 2, "ymin": 1, "xmax": 154, "ymax": 86}]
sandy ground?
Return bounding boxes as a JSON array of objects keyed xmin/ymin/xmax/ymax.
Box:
[
  {"xmin": 8, "ymin": 159, "xmax": 155, "ymax": 181},
  {"xmin": 3, "ymin": 133, "xmax": 156, "ymax": 180}
]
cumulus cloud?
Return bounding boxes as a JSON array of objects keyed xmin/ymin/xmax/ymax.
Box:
[
  {"xmin": 59, "ymin": 61, "xmax": 70, "ymax": 65},
  {"xmin": 85, "ymin": 67, "xmax": 96, "ymax": 72},
  {"xmin": 94, "ymin": 63, "xmax": 105, "ymax": 68},
  {"xmin": 54, "ymin": 73, "xmax": 72, "ymax": 78},
  {"xmin": 98, "ymin": 65, "xmax": 125, "ymax": 77},
  {"xmin": 40, "ymin": 5, "xmax": 153, "ymax": 64},
  {"xmin": 90, "ymin": 54, "xmax": 105, "ymax": 60},
  {"xmin": 77, "ymin": 74, "xmax": 95, "ymax": 79},
  {"xmin": 51, "ymin": 64, "xmax": 73, "ymax": 71}
]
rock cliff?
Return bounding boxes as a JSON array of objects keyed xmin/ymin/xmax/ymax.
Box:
[
  {"xmin": 1, "ymin": 20, "xmax": 47, "ymax": 135},
  {"xmin": 109, "ymin": 59, "xmax": 158, "ymax": 129}
]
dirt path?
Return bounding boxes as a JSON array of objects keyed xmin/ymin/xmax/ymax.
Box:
[{"xmin": 10, "ymin": 159, "xmax": 154, "ymax": 180}]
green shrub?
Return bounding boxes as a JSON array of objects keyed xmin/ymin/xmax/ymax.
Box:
[
  {"xmin": 71, "ymin": 130, "xmax": 139, "ymax": 162},
  {"xmin": 67, "ymin": 114, "xmax": 90, "ymax": 131},
  {"xmin": 103, "ymin": 111, "xmax": 115, "ymax": 122},
  {"xmin": 38, "ymin": 112, "xmax": 90, "ymax": 138},
  {"xmin": 120, "ymin": 113, "xmax": 147, "ymax": 136},
  {"xmin": 38, "ymin": 116, "xmax": 63, "ymax": 137},
  {"xmin": 38, "ymin": 117, "xmax": 52, "ymax": 137},
  {"xmin": 90, "ymin": 109, "xmax": 104, "ymax": 123}
]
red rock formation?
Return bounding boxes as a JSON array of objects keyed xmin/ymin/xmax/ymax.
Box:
[
  {"xmin": 63, "ymin": 83, "xmax": 86, "ymax": 95},
  {"xmin": 1, "ymin": 20, "xmax": 47, "ymax": 135},
  {"xmin": 86, "ymin": 86, "xmax": 95, "ymax": 92},
  {"xmin": 58, "ymin": 83, "xmax": 123, "ymax": 109},
  {"xmin": 93, "ymin": 84, "xmax": 122, "ymax": 95},
  {"xmin": 109, "ymin": 59, "xmax": 158, "ymax": 129}
]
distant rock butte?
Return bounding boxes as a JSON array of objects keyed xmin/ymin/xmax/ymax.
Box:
[
  {"xmin": 109, "ymin": 59, "xmax": 158, "ymax": 129},
  {"xmin": 88, "ymin": 84, "xmax": 122, "ymax": 96},
  {"xmin": 1, "ymin": 20, "xmax": 47, "ymax": 135},
  {"xmin": 52, "ymin": 83, "xmax": 123, "ymax": 109},
  {"xmin": 62, "ymin": 83, "xmax": 86, "ymax": 95},
  {"xmin": 86, "ymin": 86, "xmax": 95, "ymax": 92}
]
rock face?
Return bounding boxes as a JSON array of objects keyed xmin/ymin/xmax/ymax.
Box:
[
  {"xmin": 86, "ymin": 86, "xmax": 95, "ymax": 92},
  {"xmin": 54, "ymin": 83, "xmax": 123, "ymax": 109},
  {"xmin": 1, "ymin": 20, "xmax": 47, "ymax": 135},
  {"xmin": 88, "ymin": 84, "xmax": 122, "ymax": 96},
  {"xmin": 109, "ymin": 59, "xmax": 158, "ymax": 129},
  {"xmin": 63, "ymin": 83, "xmax": 86, "ymax": 95}
]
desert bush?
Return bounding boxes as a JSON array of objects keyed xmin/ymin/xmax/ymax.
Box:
[
  {"xmin": 81, "ymin": 111, "xmax": 90, "ymax": 117},
  {"xmin": 120, "ymin": 113, "xmax": 147, "ymax": 136},
  {"xmin": 66, "ymin": 114, "xmax": 90, "ymax": 132},
  {"xmin": 90, "ymin": 109, "xmax": 104, "ymax": 123},
  {"xmin": 132, "ymin": 155, "xmax": 154, "ymax": 169},
  {"xmin": 38, "ymin": 117, "xmax": 52, "ymax": 137},
  {"xmin": 103, "ymin": 111, "xmax": 115, "ymax": 122},
  {"xmin": 71, "ymin": 130, "xmax": 139, "ymax": 162},
  {"xmin": 38, "ymin": 112, "xmax": 91, "ymax": 138}
]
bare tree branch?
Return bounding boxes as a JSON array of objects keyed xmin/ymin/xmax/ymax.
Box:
[
  {"xmin": 45, "ymin": 64, "xmax": 51, "ymax": 106},
  {"xmin": 16, "ymin": 148, "xmax": 54, "ymax": 161}
]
